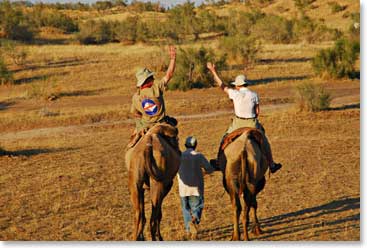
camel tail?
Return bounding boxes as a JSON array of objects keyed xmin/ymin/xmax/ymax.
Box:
[
  {"xmin": 239, "ymin": 141, "xmax": 248, "ymax": 196},
  {"xmin": 143, "ymin": 135, "xmax": 165, "ymax": 182}
]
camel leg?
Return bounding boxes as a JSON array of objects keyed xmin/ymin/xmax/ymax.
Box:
[
  {"xmin": 156, "ymin": 180, "xmax": 173, "ymax": 241},
  {"xmin": 250, "ymin": 197, "xmax": 263, "ymax": 236},
  {"xmin": 129, "ymin": 183, "xmax": 146, "ymax": 241},
  {"xmin": 150, "ymin": 181, "xmax": 165, "ymax": 241},
  {"xmin": 229, "ymin": 192, "xmax": 241, "ymax": 241},
  {"xmin": 242, "ymin": 190, "xmax": 252, "ymax": 241}
]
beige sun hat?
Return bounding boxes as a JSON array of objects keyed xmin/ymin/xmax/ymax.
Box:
[
  {"xmin": 135, "ymin": 67, "xmax": 155, "ymax": 87},
  {"xmin": 231, "ymin": 74, "xmax": 248, "ymax": 86}
]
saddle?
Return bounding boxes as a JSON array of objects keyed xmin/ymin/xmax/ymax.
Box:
[
  {"xmin": 127, "ymin": 122, "xmax": 179, "ymax": 150},
  {"xmin": 220, "ymin": 127, "xmax": 264, "ymax": 151}
]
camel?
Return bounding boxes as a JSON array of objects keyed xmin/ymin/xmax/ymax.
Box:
[
  {"xmin": 217, "ymin": 127, "xmax": 269, "ymax": 241},
  {"xmin": 125, "ymin": 123, "xmax": 181, "ymax": 241}
]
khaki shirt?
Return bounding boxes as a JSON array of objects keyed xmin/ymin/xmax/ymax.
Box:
[{"xmin": 131, "ymin": 78, "xmax": 166, "ymax": 130}]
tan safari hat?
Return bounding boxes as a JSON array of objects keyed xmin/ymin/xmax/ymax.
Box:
[
  {"xmin": 136, "ymin": 67, "xmax": 154, "ymax": 87},
  {"xmin": 231, "ymin": 74, "xmax": 248, "ymax": 86}
]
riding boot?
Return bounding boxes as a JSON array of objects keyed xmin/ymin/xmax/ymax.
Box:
[{"xmin": 210, "ymin": 135, "xmax": 227, "ymax": 171}]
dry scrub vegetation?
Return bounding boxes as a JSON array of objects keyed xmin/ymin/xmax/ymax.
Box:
[{"xmin": 0, "ymin": 0, "xmax": 360, "ymax": 241}]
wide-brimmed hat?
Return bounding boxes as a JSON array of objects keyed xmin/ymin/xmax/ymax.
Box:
[
  {"xmin": 185, "ymin": 136, "xmax": 197, "ymax": 148},
  {"xmin": 136, "ymin": 67, "xmax": 154, "ymax": 87},
  {"xmin": 231, "ymin": 74, "xmax": 248, "ymax": 86}
]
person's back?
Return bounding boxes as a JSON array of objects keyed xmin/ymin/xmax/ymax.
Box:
[
  {"xmin": 178, "ymin": 136, "xmax": 215, "ymax": 240},
  {"xmin": 228, "ymin": 87, "xmax": 259, "ymax": 120},
  {"xmin": 178, "ymin": 149, "xmax": 209, "ymax": 197}
]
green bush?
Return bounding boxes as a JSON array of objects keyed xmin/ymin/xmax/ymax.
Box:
[
  {"xmin": 0, "ymin": 1, "xmax": 35, "ymax": 42},
  {"xmin": 296, "ymin": 82, "xmax": 331, "ymax": 112},
  {"xmin": 328, "ymin": 2, "xmax": 346, "ymax": 13},
  {"xmin": 292, "ymin": 15, "xmax": 341, "ymax": 43},
  {"xmin": 0, "ymin": 56, "xmax": 13, "ymax": 85},
  {"xmin": 0, "ymin": 40, "xmax": 28, "ymax": 66},
  {"xmin": 219, "ymin": 34, "xmax": 260, "ymax": 66},
  {"xmin": 251, "ymin": 15, "xmax": 293, "ymax": 43},
  {"xmin": 293, "ymin": 0, "xmax": 315, "ymax": 11},
  {"xmin": 77, "ymin": 20, "xmax": 113, "ymax": 44},
  {"xmin": 168, "ymin": 47, "xmax": 227, "ymax": 91},
  {"xmin": 28, "ymin": 8, "xmax": 79, "ymax": 33},
  {"xmin": 312, "ymin": 39, "xmax": 360, "ymax": 79}
]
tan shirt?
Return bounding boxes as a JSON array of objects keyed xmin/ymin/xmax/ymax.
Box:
[
  {"xmin": 177, "ymin": 148, "xmax": 214, "ymax": 197},
  {"xmin": 131, "ymin": 78, "xmax": 166, "ymax": 125}
]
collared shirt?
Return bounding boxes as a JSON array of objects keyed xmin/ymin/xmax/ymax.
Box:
[
  {"xmin": 227, "ymin": 87, "xmax": 259, "ymax": 118},
  {"xmin": 177, "ymin": 148, "xmax": 214, "ymax": 197},
  {"xmin": 130, "ymin": 77, "xmax": 166, "ymax": 124}
]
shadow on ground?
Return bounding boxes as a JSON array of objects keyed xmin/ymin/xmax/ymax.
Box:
[
  {"xmin": 328, "ymin": 103, "xmax": 360, "ymax": 111},
  {"xmin": 0, "ymin": 147, "xmax": 79, "ymax": 157},
  {"xmin": 13, "ymin": 58, "xmax": 106, "ymax": 74},
  {"xmin": 248, "ymin": 75, "xmax": 309, "ymax": 85},
  {"xmin": 200, "ymin": 196, "xmax": 360, "ymax": 241},
  {"xmin": 13, "ymin": 72, "xmax": 69, "ymax": 85},
  {"xmin": 0, "ymin": 101, "xmax": 15, "ymax": 111}
]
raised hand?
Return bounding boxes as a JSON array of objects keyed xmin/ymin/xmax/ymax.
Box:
[
  {"xmin": 207, "ymin": 62, "xmax": 215, "ymax": 72},
  {"xmin": 168, "ymin": 45, "xmax": 176, "ymax": 60}
]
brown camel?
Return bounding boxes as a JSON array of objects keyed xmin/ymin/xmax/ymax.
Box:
[
  {"xmin": 125, "ymin": 123, "xmax": 181, "ymax": 241},
  {"xmin": 218, "ymin": 128, "xmax": 268, "ymax": 241}
]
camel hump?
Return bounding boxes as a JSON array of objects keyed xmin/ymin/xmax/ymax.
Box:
[
  {"xmin": 148, "ymin": 123, "xmax": 178, "ymax": 138},
  {"xmin": 221, "ymin": 127, "xmax": 263, "ymax": 151}
]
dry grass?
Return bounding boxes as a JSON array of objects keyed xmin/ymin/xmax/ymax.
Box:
[
  {"xmin": 0, "ymin": 106, "xmax": 359, "ymax": 240},
  {"xmin": 0, "ymin": 1, "xmax": 360, "ymax": 241}
]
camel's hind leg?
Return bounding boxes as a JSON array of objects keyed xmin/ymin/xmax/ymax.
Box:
[
  {"xmin": 242, "ymin": 189, "xmax": 251, "ymax": 241},
  {"xmin": 229, "ymin": 191, "xmax": 242, "ymax": 241},
  {"xmin": 249, "ymin": 197, "xmax": 263, "ymax": 236},
  {"xmin": 129, "ymin": 183, "xmax": 146, "ymax": 241},
  {"xmin": 150, "ymin": 180, "xmax": 172, "ymax": 241}
]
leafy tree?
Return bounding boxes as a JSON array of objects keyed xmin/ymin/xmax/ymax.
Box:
[
  {"xmin": 219, "ymin": 34, "xmax": 260, "ymax": 67},
  {"xmin": 169, "ymin": 47, "xmax": 227, "ymax": 91},
  {"xmin": 0, "ymin": 1, "xmax": 35, "ymax": 42},
  {"xmin": 312, "ymin": 39, "xmax": 360, "ymax": 79}
]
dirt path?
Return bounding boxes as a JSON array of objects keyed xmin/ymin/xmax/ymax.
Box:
[{"xmin": 0, "ymin": 103, "xmax": 292, "ymax": 142}]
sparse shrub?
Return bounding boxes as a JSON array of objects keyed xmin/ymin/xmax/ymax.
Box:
[
  {"xmin": 37, "ymin": 10, "xmax": 78, "ymax": 33},
  {"xmin": 328, "ymin": 2, "xmax": 347, "ymax": 13},
  {"xmin": 348, "ymin": 12, "xmax": 360, "ymax": 42},
  {"xmin": 112, "ymin": 16, "xmax": 143, "ymax": 43},
  {"xmin": 0, "ymin": 1, "xmax": 35, "ymax": 42},
  {"xmin": 0, "ymin": 40, "xmax": 28, "ymax": 66},
  {"xmin": 293, "ymin": 0, "xmax": 315, "ymax": 11},
  {"xmin": 251, "ymin": 15, "xmax": 293, "ymax": 43},
  {"xmin": 219, "ymin": 34, "xmax": 260, "ymax": 67},
  {"xmin": 312, "ymin": 39, "xmax": 360, "ymax": 79},
  {"xmin": 296, "ymin": 82, "xmax": 331, "ymax": 112},
  {"xmin": 292, "ymin": 15, "xmax": 342, "ymax": 43},
  {"xmin": 0, "ymin": 56, "xmax": 13, "ymax": 85},
  {"xmin": 77, "ymin": 20, "xmax": 113, "ymax": 44},
  {"xmin": 168, "ymin": 47, "xmax": 227, "ymax": 91}
]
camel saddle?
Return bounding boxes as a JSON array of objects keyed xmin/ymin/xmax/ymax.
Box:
[
  {"xmin": 220, "ymin": 127, "xmax": 264, "ymax": 151},
  {"xmin": 127, "ymin": 123, "xmax": 179, "ymax": 150}
]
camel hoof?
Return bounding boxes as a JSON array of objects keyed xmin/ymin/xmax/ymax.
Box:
[
  {"xmin": 251, "ymin": 225, "xmax": 263, "ymax": 236},
  {"xmin": 230, "ymin": 236, "xmax": 240, "ymax": 241},
  {"xmin": 136, "ymin": 234, "xmax": 145, "ymax": 241}
]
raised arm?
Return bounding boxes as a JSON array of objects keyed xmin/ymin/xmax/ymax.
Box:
[
  {"xmin": 207, "ymin": 62, "xmax": 228, "ymax": 93},
  {"xmin": 163, "ymin": 46, "xmax": 176, "ymax": 85}
]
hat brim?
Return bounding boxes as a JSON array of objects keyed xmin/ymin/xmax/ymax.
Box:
[
  {"xmin": 137, "ymin": 72, "xmax": 155, "ymax": 87},
  {"xmin": 231, "ymin": 81, "xmax": 248, "ymax": 86}
]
